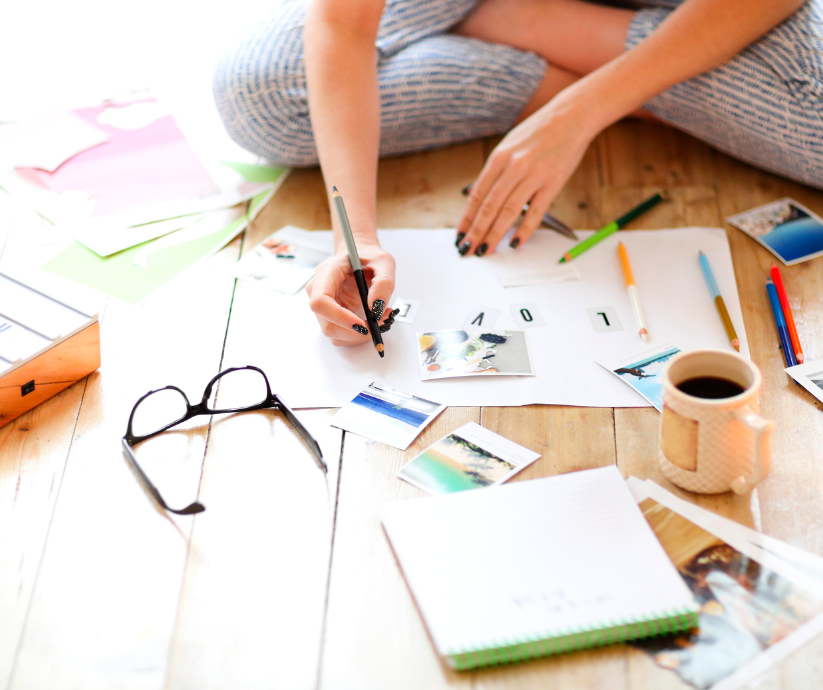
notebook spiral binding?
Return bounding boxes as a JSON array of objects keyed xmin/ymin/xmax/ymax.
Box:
[{"xmin": 448, "ymin": 606, "xmax": 699, "ymax": 671}]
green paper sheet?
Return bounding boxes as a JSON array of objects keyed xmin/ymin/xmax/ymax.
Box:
[
  {"xmin": 220, "ymin": 161, "xmax": 288, "ymax": 185},
  {"xmin": 43, "ymin": 190, "xmax": 273, "ymax": 305}
]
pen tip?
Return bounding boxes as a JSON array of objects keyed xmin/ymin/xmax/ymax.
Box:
[
  {"xmin": 640, "ymin": 329, "xmax": 649, "ymax": 342},
  {"xmin": 797, "ymin": 352, "xmax": 805, "ymax": 363},
  {"xmin": 732, "ymin": 339, "xmax": 740, "ymax": 351},
  {"xmin": 698, "ymin": 250, "xmax": 704, "ymax": 256},
  {"xmin": 332, "ymin": 185, "xmax": 338, "ymax": 192}
]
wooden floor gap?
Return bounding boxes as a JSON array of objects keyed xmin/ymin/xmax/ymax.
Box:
[{"xmin": 314, "ymin": 430, "xmax": 346, "ymax": 690}]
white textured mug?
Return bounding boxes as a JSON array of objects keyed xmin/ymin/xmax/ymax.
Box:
[{"xmin": 659, "ymin": 350, "xmax": 774, "ymax": 494}]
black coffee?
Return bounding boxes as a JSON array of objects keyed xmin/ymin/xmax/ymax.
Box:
[{"xmin": 676, "ymin": 376, "xmax": 746, "ymax": 399}]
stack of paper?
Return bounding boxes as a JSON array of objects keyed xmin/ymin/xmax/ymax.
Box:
[{"xmin": 0, "ymin": 95, "xmax": 289, "ymax": 304}]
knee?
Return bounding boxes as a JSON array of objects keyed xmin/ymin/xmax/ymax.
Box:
[{"xmin": 212, "ymin": 21, "xmax": 318, "ymax": 167}]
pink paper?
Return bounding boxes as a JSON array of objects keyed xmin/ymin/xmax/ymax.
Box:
[{"xmin": 21, "ymin": 98, "xmax": 219, "ymax": 217}]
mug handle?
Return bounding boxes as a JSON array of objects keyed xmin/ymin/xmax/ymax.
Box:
[{"xmin": 729, "ymin": 411, "xmax": 775, "ymax": 494}]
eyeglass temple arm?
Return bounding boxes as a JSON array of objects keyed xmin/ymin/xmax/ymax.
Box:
[
  {"xmin": 121, "ymin": 438, "xmax": 206, "ymax": 515},
  {"xmin": 274, "ymin": 397, "xmax": 327, "ymax": 473}
]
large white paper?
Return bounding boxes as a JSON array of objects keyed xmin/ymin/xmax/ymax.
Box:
[{"xmin": 259, "ymin": 228, "xmax": 747, "ymax": 408}]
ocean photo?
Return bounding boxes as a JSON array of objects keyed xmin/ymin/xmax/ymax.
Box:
[
  {"xmin": 613, "ymin": 346, "xmax": 681, "ymax": 411},
  {"xmin": 400, "ymin": 433, "xmax": 515, "ymax": 495}
]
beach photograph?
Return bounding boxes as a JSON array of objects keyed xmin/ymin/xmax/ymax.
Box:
[
  {"xmin": 331, "ymin": 382, "xmax": 444, "ymax": 450},
  {"xmin": 599, "ymin": 343, "xmax": 681, "ymax": 411},
  {"xmin": 634, "ymin": 498, "xmax": 823, "ymax": 690},
  {"xmin": 727, "ymin": 198, "xmax": 823, "ymax": 264},
  {"xmin": 417, "ymin": 329, "xmax": 533, "ymax": 380},
  {"xmin": 398, "ymin": 422, "xmax": 540, "ymax": 495},
  {"xmin": 230, "ymin": 232, "xmax": 330, "ymax": 294}
]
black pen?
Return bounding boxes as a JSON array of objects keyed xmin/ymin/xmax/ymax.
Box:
[{"xmin": 331, "ymin": 186, "xmax": 384, "ymax": 358}]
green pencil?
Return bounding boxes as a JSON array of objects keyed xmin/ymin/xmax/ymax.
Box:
[{"xmin": 558, "ymin": 191, "xmax": 668, "ymax": 263}]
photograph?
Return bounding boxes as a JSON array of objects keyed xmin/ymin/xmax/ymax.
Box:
[
  {"xmin": 331, "ymin": 382, "xmax": 445, "ymax": 450},
  {"xmin": 597, "ymin": 343, "xmax": 681, "ymax": 411},
  {"xmin": 229, "ymin": 230, "xmax": 330, "ymax": 294},
  {"xmin": 398, "ymin": 422, "xmax": 540, "ymax": 495},
  {"xmin": 417, "ymin": 329, "xmax": 533, "ymax": 380},
  {"xmin": 633, "ymin": 498, "xmax": 823, "ymax": 690},
  {"xmin": 785, "ymin": 359, "xmax": 823, "ymax": 405},
  {"xmin": 727, "ymin": 198, "xmax": 823, "ymax": 265}
]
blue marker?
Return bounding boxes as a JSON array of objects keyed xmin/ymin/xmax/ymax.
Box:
[{"xmin": 766, "ymin": 279, "xmax": 797, "ymax": 367}]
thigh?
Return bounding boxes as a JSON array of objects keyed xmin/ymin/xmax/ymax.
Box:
[
  {"xmin": 377, "ymin": 34, "xmax": 546, "ymax": 157},
  {"xmin": 626, "ymin": 1, "xmax": 823, "ymax": 189}
]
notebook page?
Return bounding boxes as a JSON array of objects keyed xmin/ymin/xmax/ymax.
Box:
[{"xmin": 382, "ymin": 466, "xmax": 696, "ymax": 657}]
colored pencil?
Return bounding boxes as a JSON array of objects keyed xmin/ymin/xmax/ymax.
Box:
[
  {"xmin": 617, "ymin": 242, "xmax": 648, "ymax": 342},
  {"xmin": 769, "ymin": 264, "xmax": 804, "ymax": 363},
  {"xmin": 766, "ymin": 279, "xmax": 797, "ymax": 367},
  {"xmin": 698, "ymin": 251, "xmax": 739, "ymax": 351},
  {"xmin": 559, "ymin": 191, "xmax": 667, "ymax": 263},
  {"xmin": 332, "ymin": 186, "xmax": 384, "ymax": 358}
]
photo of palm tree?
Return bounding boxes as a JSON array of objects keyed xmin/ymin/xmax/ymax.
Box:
[{"xmin": 398, "ymin": 423, "xmax": 539, "ymax": 495}]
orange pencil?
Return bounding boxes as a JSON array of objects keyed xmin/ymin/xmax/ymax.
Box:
[
  {"xmin": 770, "ymin": 264, "xmax": 803, "ymax": 364},
  {"xmin": 617, "ymin": 242, "xmax": 648, "ymax": 342}
]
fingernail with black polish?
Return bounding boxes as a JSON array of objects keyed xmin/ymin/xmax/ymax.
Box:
[
  {"xmin": 510, "ymin": 237, "xmax": 521, "ymax": 249},
  {"xmin": 352, "ymin": 324, "xmax": 369, "ymax": 335},
  {"xmin": 475, "ymin": 243, "xmax": 488, "ymax": 257},
  {"xmin": 371, "ymin": 299, "xmax": 385, "ymax": 320},
  {"xmin": 461, "ymin": 183, "xmax": 472, "ymax": 196},
  {"xmin": 379, "ymin": 322, "xmax": 392, "ymax": 333},
  {"xmin": 458, "ymin": 241, "xmax": 471, "ymax": 256},
  {"xmin": 390, "ymin": 307, "xmax": 400, "ymax": 317},
  {"xmin": 455, "ymin": 232, "xmax": 465, "ymax": 247}
]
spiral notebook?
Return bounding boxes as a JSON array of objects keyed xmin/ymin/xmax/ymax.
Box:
[{"xmin": 382, "ymin": 466, "xmax": 699, "ymax": 670}]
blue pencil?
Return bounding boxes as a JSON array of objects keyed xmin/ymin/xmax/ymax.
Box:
[{"xmin": 766, "ymin": 279, "xmax": 797, "ymax": 367}]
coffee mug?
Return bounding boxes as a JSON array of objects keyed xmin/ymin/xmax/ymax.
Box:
[{"xmin": 659, "ymin": 350, "xmax": 774, "ymax": 494}]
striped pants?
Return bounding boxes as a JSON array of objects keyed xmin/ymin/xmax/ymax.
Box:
[{"xmin": 213, "ymin": 0, "xmax": 823, "ymax": 189}]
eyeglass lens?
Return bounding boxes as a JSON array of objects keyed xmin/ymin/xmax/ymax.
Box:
[
  {"xmin": 131, "ymin": 388, "xmax": 189, "ymax": 438},
  {"xmin": 207, "ymin": 368, "xmax": 269, "ymax": 412}
]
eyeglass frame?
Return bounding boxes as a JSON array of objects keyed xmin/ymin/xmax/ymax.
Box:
[{"xmin": 122, "ymin": 365, "xmax": 325, "ymax": 515}]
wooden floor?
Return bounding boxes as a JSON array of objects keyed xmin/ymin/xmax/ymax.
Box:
[{"xmin": 2, "ymin": 120, "xmax": 823, "ymax": 690}]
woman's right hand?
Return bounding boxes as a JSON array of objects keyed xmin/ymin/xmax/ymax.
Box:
[{"xmin": 306, "ymin": 244, "xmax": 396, "ymax": 346}]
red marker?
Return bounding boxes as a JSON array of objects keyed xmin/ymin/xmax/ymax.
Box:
[{"xmin": 770, "ymin": 264, "xmax": 803, "ymax": 364}]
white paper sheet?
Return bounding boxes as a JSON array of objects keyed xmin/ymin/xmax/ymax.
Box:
[
  {"xmin": 74, "ymin": 213, "xmax": 207, "ymax": 257},
  {"xmin": 258, "ymin": 228, "xmax": 747, "ymax": 408}
]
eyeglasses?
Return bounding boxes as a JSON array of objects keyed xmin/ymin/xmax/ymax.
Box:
[{"xmin": 122, "ymin": 365, "xmax": 325, "ymax": 515}]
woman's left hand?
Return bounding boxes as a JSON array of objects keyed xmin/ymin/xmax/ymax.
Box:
[{"xmin": 456, "ymin": 100, "xmax": 596, "ymax": 256}]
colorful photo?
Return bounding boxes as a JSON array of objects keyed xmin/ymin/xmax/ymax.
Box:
[
  {"xmin": 230, "ymin": 229, "xmax": 330, "ymax": 294},
  {"xmin": 785, "ymin": 359, "xmax": 823, "ymax": 404},
  {"xmin": 417, "ymin": 329, "xmax": 533, "ymax": 380},
  {"xmin": 331, "ymin": 382, "xmax": 445, "ymax": 450},
  {"xmin": 727, "ymin": 198, "xmax": 823, "ymax": 265},
  {"xmin": 398, "ymin": 422, "xmax": 540, "ymax": 495},
  {"xmin": 597, "ymin": 343, "xmax": 681, "ymax": 411},
  {"xmin": 633, "ymin": 498, "xmax": 823, "ymax": 690}
]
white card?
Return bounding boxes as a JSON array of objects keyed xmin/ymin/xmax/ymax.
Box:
[
  {"xmin": 587, "ymin": 306, "xmax": 623, "ymax": 332},
  {"xmin": 391, "ymin": 297, "xmax": 422, "ymax": 324},
  {"xmin": 497, "ymin": 262, "xmax": 580, "ymax": 287},
  {"xmin": 462, "ymin": 306, "xmax": 501, "ymax": 329},
  {"xmin": 509, "ymin": 302, "xmax": 545, "ymax": 329}
]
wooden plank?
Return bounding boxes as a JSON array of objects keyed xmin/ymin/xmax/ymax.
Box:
[
  {"xmin": 0, "ymin": 383, "xmax": 85, "ymax": 689},
  {"xmin": 165, "ymin": 196, "xmax": 345, "ymax": 688},
  {"xmin": 165, "ymin": 402, "xmax": 341, "ymax": 690},
  {"xmin": 320, "ymin": 407, "xmax": 479, "ymax": 690},
  {"xmin": 8, "ymin": 245, "xmax": 240, "ymax": 690}
]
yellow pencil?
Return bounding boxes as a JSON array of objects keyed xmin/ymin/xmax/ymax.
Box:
[{"xmin": 617, "ymin": 242, "xmax": 648, "ymax": 342}]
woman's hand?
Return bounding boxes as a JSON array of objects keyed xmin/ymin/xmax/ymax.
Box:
[
  {"xmin": 306, "ymin": 244, "xmax": 396, "ymax": 346},
  {"xmin": 456, "ymin": 99, "xmax": 596, "ymax": 256}
]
